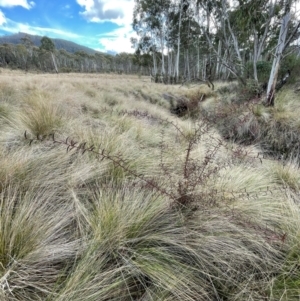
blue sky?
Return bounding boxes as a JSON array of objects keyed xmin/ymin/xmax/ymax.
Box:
[{"xmin": 0, "ymin": 0, "xmax": 136, "ymax": 53}]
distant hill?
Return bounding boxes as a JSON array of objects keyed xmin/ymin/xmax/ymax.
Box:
[{"xmin": 0, "ymin": 32, "xmax": 103, "ymax": 55}]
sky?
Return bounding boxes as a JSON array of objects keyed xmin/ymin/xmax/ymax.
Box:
[{"xmin": 0, "ymin": 0, "xmax": 136, "ymax": 53}]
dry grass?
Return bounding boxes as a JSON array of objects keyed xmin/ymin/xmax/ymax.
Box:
[{"xmin": 0, "ymin": 69, "xmax": 300, "ymax": 300}]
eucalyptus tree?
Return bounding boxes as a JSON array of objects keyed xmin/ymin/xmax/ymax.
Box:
[
  {"xmin": 265, "ymin": 0, "xmax": 300, "ymax": 106},
  {"xmin": 168, "ymin": 0, "xmax": 200, "ymax": 81},
  {"xmin": 247, "ymin": 0, "xmax": 277, "ymax": 82},
  {"xmin": 19, "ymin": 35, "xmax": 34, "ymax": 71},
  {"xmin": 198, "ymin": 0, "xmax": 269, "ymax": 84},
  {"xmin": 0, "ymin": 44, "xmax": 17, "ymax": 68},
  {"xmin": 171, "ymin": 0, "xmax": 184, "ymax": 80},
  {"xmin": 133, "ymin": 0, "xmax": 172, "ymax": 76},
  {"xmin": 195, "ymin": 0, "xmax": 249, "ymax": 84},
  {"xmin": 15, "ymin": 44, "xmax": 29, "ymax": 70},
  {"xmin": 39, "ymin": 36, "xmax": 58, "ymax": 73}
]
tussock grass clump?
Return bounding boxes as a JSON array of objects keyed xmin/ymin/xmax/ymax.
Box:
[
  {"xmin": 184, "ymin": 84, "xmax": 217, "ymax": 102},
  {"xmin": 217, "ymin": 82, "xmax": 239, "ymax": 95},
  {"xmin": 0, "ymin": 186, "xmax": 78, "ymax": 301},
  {"xmin": 1, "ymin": 70, "xmax": 300, "ymax": 300},
  {"xmin": 269, "ymin": 194, "xmax": 300, "ymax": 301},
  {"xmin": 0, "ymin": 84, "xmax": 17, "ymax": 103},
  {"xmin": 265, "ymin": 159, "xmax": 300, "ymax": 191},
  {"xmin": 168, "ymin": 85, "xmax": 217, "ymax": 118},
  {"xmin": 201, "ymin": 99, "xmax": 262, "ymax": 144},
  {"xmin": 103, "ymin": 93, "xmax": 119, "ymax": 106},
  {"xmin": 84, "ymin": 89, "xmax": 97, "ymax": 98},
  {"xmin": 57, "ymin": 188, "xmax": 210, "ymax": 301},
  {"xmin": 201, "ymin": 84, "xmax": 300, "ymax": 160},
  {"xmin": 0, "ymin": 103, "xmax": 11, "ymax": 123},
  {"xmin": 49, "ymin": 186, "xmax": 284, "ymax": 301},
  {"xmin": 20, "ymin": 92, "xmax": 64, "ymax": 136}
]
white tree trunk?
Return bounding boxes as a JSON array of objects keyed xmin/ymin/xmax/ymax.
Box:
[
  {"xmin": 197, "ymin": 47, "xmax": 200, "ymax": 78},
  {"xmin": 152, "ymin": 52, "xmax": 157, "ymax": 76},
  {"xmin": 216, "ymin": 40, "xmax": 222, "ymax": 79},
  {"xmin": 51, "ymin": 52, "xmax": 58, "ymax": 73},
  {"xmin": 175, "ymin": 0, "xmax": 183, "ymax": 80},
  {"xmin": 253, "ymin": 2, "xmax": 275, "ymax": 82},
  {"xmin": 266, "ymin": 12, "xmax": 290, "ymax": 106},
  {"xmin": 253, "ymin": 31, "xmax": 259, "ymax": 82},
  {"xmin": 186, "ymin": 49, "xmax": 190, "ymax": 80},
  {"xmin": 160, "ymin": 33, "xmax": 165, "ymax": 75}
]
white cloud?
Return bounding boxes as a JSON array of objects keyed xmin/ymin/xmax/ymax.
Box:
[
  {"xmin": 77, "ymin": 0, "xmax": 135, "ymax": 53},
  {"xmin": 1, "ymin": 18, "xmax": 81, "ymax": 40},
  {"xmin": 76, "ymin": 0, "xmax": 134, "ymax": 26},
  {"xmin": 0, "ymin": 0, "xmax": 35, "ymax": 9},
  {"xmin": 0, "ymin": 10, "xmax": 6, "ymax": 25},
  {"xmin": 97, "ymin": 25, "xmax": 137, "ymax": 53}
]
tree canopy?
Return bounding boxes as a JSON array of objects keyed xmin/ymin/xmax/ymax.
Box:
[{"xmin": 40, "ymin": 36, "xmax": 55, "ymax": 52}]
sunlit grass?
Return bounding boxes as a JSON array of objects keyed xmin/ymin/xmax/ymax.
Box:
[
  {"xmin": 0, "ymin": 185, "xmax": 78, "ymax": 301},
  {"xmin": 19, "ymin": 92, "xmax": 64, "ymax": 136},
  {"xmin": 0, "ymin": 69, "xmax": 300, "ymax": 300}
]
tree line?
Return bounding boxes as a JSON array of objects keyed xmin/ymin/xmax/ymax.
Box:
[
  {"xmin": 1, "ymin": 0, "xmax": 300, "ymax": 105},
  {"xmin": 132, "ymin": 0, "xmax": 300, "ymax": 104},
  {"xmin": 0, "ymin": 35, "xmax": 140, "ymax": 75}
]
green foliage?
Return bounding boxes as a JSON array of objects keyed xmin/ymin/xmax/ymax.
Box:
[
  {"xmin": 257, "ymin": 60, "xmax": 272, "ymax": 83},
  {"xmin": 40, "ymin": 36, "xmax": 55, "ymax": 52},
  {"xmin": 246, "ymin": 60, "xmax": 272, "ymax": 83},
  {"xmin": 280, "ymin": 54, "xmax": 300, "ymax": 83},
  {"xmin": 59, "ymin": 67, "xmax": 72, "ymax": 73}
]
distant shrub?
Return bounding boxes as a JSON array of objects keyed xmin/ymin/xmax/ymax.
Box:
[{"xmin": 59, "ymin": 67, "xmax": 73, "ymax": 73}]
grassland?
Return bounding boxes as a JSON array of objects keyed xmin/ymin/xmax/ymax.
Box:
[{"xmin": 1, "ymin": 69, "xmax": 300, "ymax": 300}]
